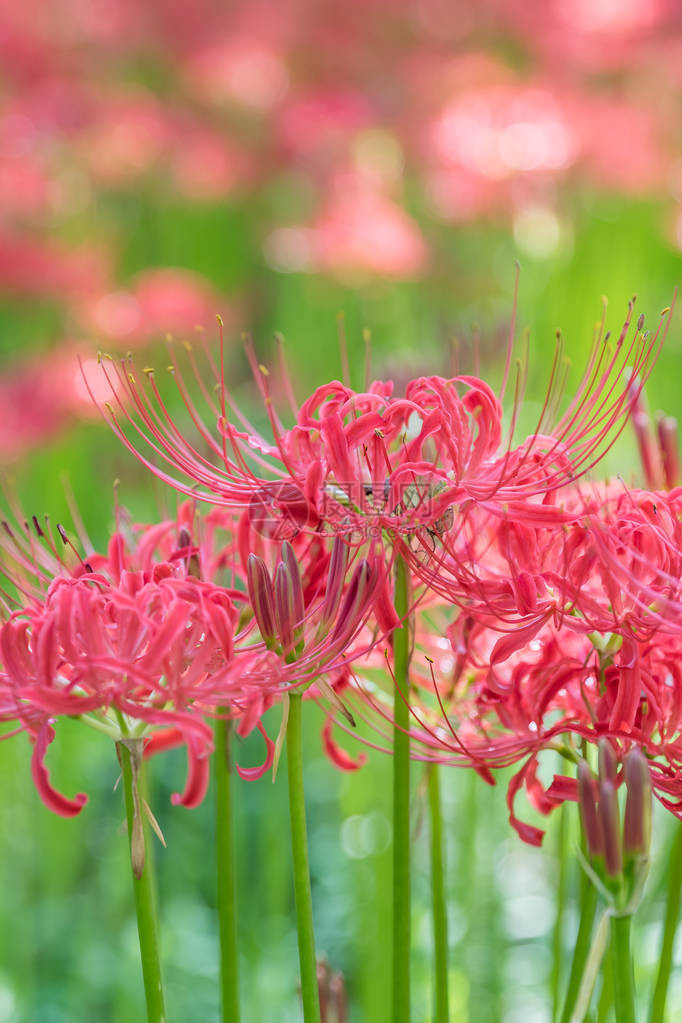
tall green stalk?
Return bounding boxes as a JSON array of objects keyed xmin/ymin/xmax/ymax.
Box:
[
  {"xmin": 117, "ymin": 740, "xmax": 167, "ymax": 1023},
  {"xmin": 214, "ymin": 715, "xmax": 240, "ymax": 1022},
  {"xmin": 611, "ymin": 915, "xmax": 636, "ymax": 1023},
  {"xmin": 552, "ymin": 805, "xmax": 568, "ymax": 1022},
  {"xmin": 597, "ymin": 936, "xmax": 614, "ymax": 1022},
  {"xmin": 649, "ymin": 822, "xmax": 682, "ymax": 1023},
  {"xmin": 559, "ymin": 873, "xmax": 598, "ymax": 1023},
  {"xmin": 428, "ymin": 765, "xmax": 449, "ymax": 1023},
  {"xmin": 287, "ymin": 692, "xmax": 322, "ymax": 1023},
  {"xmin": 393, "ymin": 553, "xmax": 411, "ymax": 1023}
]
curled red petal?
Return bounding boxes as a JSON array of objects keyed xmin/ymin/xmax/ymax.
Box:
[
  {"xmin": 507, "ymin": 756, "xmax": 545, "ymax": 847},
  {"xmin": 546, "ymin": 775, "xmax": 580, "ymax": 803},
  {"xmin": 322, "ymin": 717, "xmax": 367, "ymax": 772},
  {"xmin": 31, "ymin": 723, "xmax": 88, "ymax": 818},
  {"xmin": 143, "ymin": 727, "xmax": 184, "ymax": 758},
  {"xmin": 236, "ymin": 721, "xmax": 274, "ymax": 781},
  {"xmin": 171, "ymin": 738, "xmax": 210, "ymax": 808}
]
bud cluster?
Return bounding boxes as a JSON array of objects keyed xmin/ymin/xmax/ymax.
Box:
[{"xmin": 578, "ymin": 741, "xmax": 652, "ymax": 914}]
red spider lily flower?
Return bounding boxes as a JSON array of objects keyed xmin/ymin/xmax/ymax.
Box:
[
  {"xmin": 1, "ymin": 567, "xmax": 238, "ymax": 815},
  {"xmin": 1, "ymin": 499, "xmax": 243, "ymax": 815},
  {"xmin": 333, "ymin": 560, "xmax": 682, "ymax": 845},
  {"xmin": 90, "ymin": 296, "xmax": 671, "ymax": 554}
]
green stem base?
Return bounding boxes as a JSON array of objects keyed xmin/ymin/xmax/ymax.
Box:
[
  {"xmin": 649, "ymin": 822, "xmax": 682, "ymax": 1023},
  {"xmin": 393, "ymin": 554, "xmax": 411, "ymax": 1023},
  {"xmin": 214, "ymin": 715, "xmax": 240, "ymax": 1023},
  {"xmin": 117, "ymin": 740, "xmax": 167, "ymax": 1023},
  {"xmin": 611, "ymin": 914, "xmax": 635, "ymax": 1023},
  {"xmin": 287, "ymin": 693, "xmax": 322, "ymax": 1023},
  {"xmin": 428, "ymin": 765, "xmax": 449, "ymax": 1023}
]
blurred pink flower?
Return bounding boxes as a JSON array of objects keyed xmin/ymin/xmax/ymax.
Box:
[
  {"xmin": 266, "ymin": 176, "xmax": 428, "ymax": 280},
  {"xmin": 81, "ymin": 267, "xmax": 224, "ymax": 345},
  {"xmin": 77, "ymin": 94, "xmax": 171, "ymax": 185},
  {"xmin": 276, "ymin": 90, "xmax": 373, "ymax": 163},
  {"xmin": 0, "ymin": 343, "xmax": 124, "ymax": 463},
  {"xmin": 0, "ymin": 152, "xmax": 52, "ymax": 222},
  {"xmin": 169, "ymin": 129, "xmax": 252, "ymax": 200},
  {"xmin": 184, "ymin": 38, "xmax": 289, "ymax": 111},
  {"xmin": 0, "ymin": 231, "xmax": 109, "ymax": 300}
]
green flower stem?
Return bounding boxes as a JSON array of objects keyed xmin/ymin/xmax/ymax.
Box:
[
  {"xmin": 427, "ymin": 764, "xmax": 449, "ymax": 1023},
  {"xmin": 570, "ymin": 907, "xmax": 611, "ymax": 1023},
  {"xmin": 611, "ymin": 914, "xmax": 636, "ymax": 1023},
  {"xmin": 287, "ymin": 692, "xmax": 322, "ymax": 1023},
  {"xmin": 393, "ymin": 554, "xmax": 411, "ymax": 1023},
  {"xmin": 649, "ymin": 821, "xmax": 682, "ymax": 1023},
  {"xmin": 552, "ymin": 805, "xmax": 568, "ymax": 1022},
  {"xmin": 117, "ymin": 740, "xmax": 167, "ymax": 1023},
  {"xmin": 214, "ymin": 715, "xmax": 240, "ymax": 1023},
  {"xmin": 597, "ymin": 936, "xmax": 614, "ymax": 1022},
  {"xmin": 559, "ymin": 873, "xmax": 598, "ymax": 1023}
]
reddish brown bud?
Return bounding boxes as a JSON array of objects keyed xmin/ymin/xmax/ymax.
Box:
[
  {"xmin": 274, "ymin": 562, "xmax": 296, "ymax": 653},
  {"xmin": 177, "ymin": 526, "xmax": 201, "ymax": 578},
  {"xmin": 281, "ymin": 541, "xmax": 305, "ymax": 626},
  {"xmin": 578, "ymin": 760, "xmax": 603, "ymax": 859},
  {"xmin": 657, "ymin": 413, "xmax": 679, "ymax": 489},
  {"xmin": 330, "ymin": 970, "xmax": 347, "ymax": 1023},
  {"xmin": 246, "ymin": 555, "xmax": 277, "ymax": 647},
  {"xmin": 598, "ymin": 738, "xmax": 618, "ymax": 785},
  {"xmin": 321, "ymin": 538, "xmax": 349, "ymax": 628},
  {"xmin": 623, "ymin": 747, "xmax": 652, "ymax": 858},
  {"xmin": 598, "ymin": 778, "xmax": 622, "ymax": 877},
  {"xmin": 317, "ymin": 960, "xmax": 330, "ymax": 1023},
  {"xmin": 331, "ymin": 560, "xmax": 372, "ymax": 643}
]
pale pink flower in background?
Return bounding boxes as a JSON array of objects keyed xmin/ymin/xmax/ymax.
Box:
[
  {"xmin": 276, "ymin": 90, "xmax": 373, "ymax": 164},
  {"xmin": 426, "ymin": 83, "xmax": 578, "ymax": 183},
  {"xmin": 183, "ymin": 38, "xmax": 290, "ymax": 111},
  {"xmin": 0, "ymin": 232, "xmax": 110, "ymax": 301},
  {"xmin": 266, "ymin": 175, "xmax": 428, "ymax": 280},
  {"xmin": 0, "ymin": 344, "xmax": 124, "ymax": 463},
  {"xmin": 77, "ymin": 94, "xmax": 172, "ymax": 186},
  {"xmin": 491, "ymin": 0, "xmax": 677, "ymax": 70},
  {"xmin": 169, "ymin": 129, "xmax": 252, "ymax": 201},
  {"xmin": 0, "ymin": 152, "xmax": 52, "ymax": 223},
  {"xmin": 579, "ymin": 95, "xmax": 669, "ymax": 193},
  {"xmin": 81, "ymin": 267, "xmax": 224, "ymax": 346}
]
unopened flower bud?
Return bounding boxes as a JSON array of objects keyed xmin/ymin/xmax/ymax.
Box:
[
  {"xmin": 246, "ymin": 555, "xmax": 277, "ymax": 648},
  {"xmin": 317, "ymin": 960, "xmax": 330, "ymax": 1023},
  {"xmin": 177, "ymin": 526, "xmax": 201, "ymax": 578},
  {"xmin": 330, "ymin": 970, "xmax": 347, "ymax": 1023},
  {"xmin": 623, "ymin": 747, "xmax": 652, "ymax": 858},
  {"xmin": 598, "ymin": 778, "xmax": 622, "ymax": 877},
  {"xmin": 331, "ymin": 560, "xmax": 372, "ymax": 643},
  {"xmin": 274, "ymin": 561, "xmax": 296, "ymax": 654},
  {"xmin": 598, "ymin": 738, "xmax": 618, "ymax": 785},
  {"xmin": 281, "ymin": 541, "xmax": 305, "ymax": 627},
  {"xmin": 578, "ymin": 760, "xmax": 603, "ymax": 859},
  {"xmin": 320, "ymin": 538, "xmax": 349, "ymax": 629},
  {"xmin": 657, "ymin": 413, "xmax": 679, "ymax": 489},
  {"xmin": 632, "ymin": 409, "xmax": 659, "ymax": 490}
]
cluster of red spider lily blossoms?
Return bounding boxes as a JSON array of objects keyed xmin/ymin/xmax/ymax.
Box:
[{"xmin": 0, "ymin": 293, "xmax": 678, "ymax": 851}]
